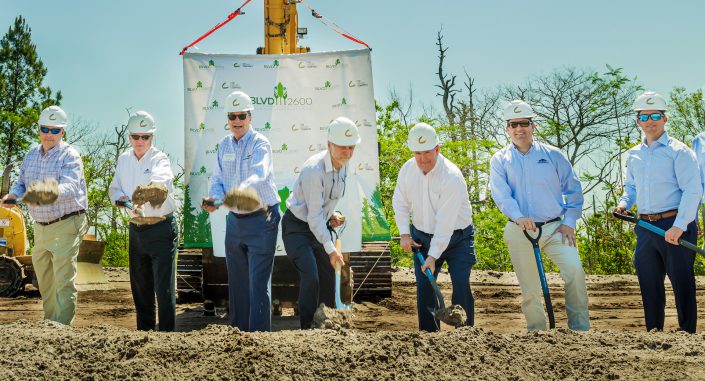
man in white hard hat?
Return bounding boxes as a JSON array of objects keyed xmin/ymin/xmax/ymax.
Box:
[
  {"xmin": 392, "ymin": 123, "xmax": 475, "ymax": 332},
  {"xmin": 282, "ymin": 116, "xmax": 359, "ymax": 329},
  {"xmin": 489, "ymin": 100, "xmax": 589, "ymax": 332},
  {"xmin": 201, "ymin": 90, "xmax": 281, "ymax": 332},
  {"xmin": 1, "ymin": 105, "xmax": 88, "ymax": 325},
  {"xmin": 614, "ymin": 91, "xmax": 701, "ymax": 333},
  {"xmin": 109, "ymin": 111, "xmax": 179, "ymax": 332}
]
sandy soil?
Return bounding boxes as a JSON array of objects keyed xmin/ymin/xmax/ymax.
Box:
[{"xmin": 1, "ymin": 267, "xmax": 704, "ymax": 380}]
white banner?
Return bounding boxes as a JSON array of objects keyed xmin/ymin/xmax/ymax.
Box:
[{"xmin": 182, "ymin": 50, "xmax": 389, "ymax": 257}]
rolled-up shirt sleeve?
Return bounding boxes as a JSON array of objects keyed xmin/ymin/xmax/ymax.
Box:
[
  {"xmin": 489, "ymin": 154, "xmax": 523, "ymax": 222},
  {"xmin": 208, "ymin": 143, "xmax": 226, "ymax": 202},
  {"xmin": 673, "ymin": 148, "xmax": 702, "ymax": 230},
  {"xmin": 554, "ymin": 151, "xmax": 583, "ymax": 229},
  {"xmin": 392, "ymin": 164, "xmax": 412, "ymax": 236},
  {"xmin": 427, "ymin": 176, "xmax": 467, "ymax": 259},
  {"xmin": 299, "ymin": 169, "xmax": 335, "ymax": 254},
  {"xmin": 618, "ymin": 155, "xmax": 636, "ymax": 210},
  {"xmin": 56, "ymin": 150, "xmax": 84, "ymax": 201}
]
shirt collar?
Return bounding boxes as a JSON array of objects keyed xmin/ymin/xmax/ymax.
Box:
[
  {"xmin": 40, "ymin": 141, "xmax": 65, "ymax": 156},
  {"xmin": 641, "ymin": 131, "xmax": 669, "ymax": 148},
  {"xmin": 232, "ymin": 128, "xmax": 254, "ymax": 144},
  {"xmin": 323, "ymin": 150, "xmax": 347, "ymax": 175},
  {"xmin": 131, "ymin": 146, "xmax": 155, "ymax": 160},
  {"xmin": 510, "ymin": 140, "xmax": 536, "ymax": 155}
]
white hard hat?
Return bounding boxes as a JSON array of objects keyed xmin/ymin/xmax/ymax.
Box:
[
  {"xmin": 407, "ymin": 123, "xmax": 438, "ymax": 151},
  {"xmin": 127, "ymin": 111, "xmax": 156, "ymax": 134},
  {"xmin": 226, "ymin": 91, "xmax": 254, "ymax": 113},
  {"xmin": 503, "ymin": 100, "xmax": 535, "ymax": 121},
  {"xmin": 38, "ymin": 105, "xmax": 68, "ymax": 128},
  {"xmin": 633, "ymin": 91, "xmax": 667, "ymax": 111},
  {"xmin": 327, "ymin": 117, "xmax": 361, "ymax": 145}
]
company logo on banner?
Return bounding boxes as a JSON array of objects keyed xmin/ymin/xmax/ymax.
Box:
[{"xmin": 183, "ymin": 50, "xmax": 390, "ymax": 255}]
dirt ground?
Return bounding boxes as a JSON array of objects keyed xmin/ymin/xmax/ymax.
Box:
[{"xmin": 1, "ymin": 267, "xmax": 704, "ymax": 380}]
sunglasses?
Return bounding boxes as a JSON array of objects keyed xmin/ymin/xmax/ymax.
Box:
[
  {"xmin": 637, "ymin": 113, "xmax": 664, "ymax": 122},
  {"xmin": 507, "ymin": 120, "xmax": 532, "ymax": 129},
  {"xmin": 40, "ymin": 126, "xmax": 62, "ymax": 135},
  {"xmin": 227, "ymin": 113, "xmax": 248, "ymax": 121},
  {"xmin": 130, "ymin": 134, "xmax": 152, "ymax": 141}
]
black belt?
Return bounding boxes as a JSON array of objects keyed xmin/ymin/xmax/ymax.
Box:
[
  {"xmin": 509, "ymin": 216, "xmax": 561, "ymax": 227},
  {"xmin": 231, "ymin": 205, "xmax": 277, "ymax": 219},
  {"xmin": 37, "ymin": 210, "xmax": 85, "ymax": 226}
]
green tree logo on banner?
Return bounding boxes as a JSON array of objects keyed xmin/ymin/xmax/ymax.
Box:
[
  {"xmin": 182, "ymin": 185, "xmax": 212, "ymax": 247},
  {"xmin": 361, "ymin": 185, "xmax": 391, "ymax": 241},
  {"xmin": 274, "ymin": 82, "xmax": 288, "ymax": 100}
]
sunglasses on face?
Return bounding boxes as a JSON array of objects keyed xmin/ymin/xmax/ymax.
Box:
[
  {"xmin": 40, "ymin": 126, "xmax": 62, "ymax": 135},
  {"xmin": 130, "ymin": 134, "xmax": 152, "ymax": 141},
  {"xmin": 227, "ymin": 113, "xmax": 248, "ymax": 121},
  {"xmin": 637, "ymin": 113, "xmax": 664, "ymax": 122},
  {"xmin": 507, "ymin": 120, "xmax": 532, "ymax": 129}
]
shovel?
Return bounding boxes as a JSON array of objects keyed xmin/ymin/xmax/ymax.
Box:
[
  {"xmin": 414, "ymin": 250, "xmax": 467, "ymax": 328},
  {"xmin": 613, "ymin": 210, "xmax": 705, "ymax": 257},
  {"xmin": 522, "ymin": 223, "xmax": 555, "ymax": 329},
  {"xmin": 115, "ymin": 200, "xmax": 145, "ymax": 217},
  {"xmin": 334, "ymin": 239, "xmax": 352, "ymax": 310}
]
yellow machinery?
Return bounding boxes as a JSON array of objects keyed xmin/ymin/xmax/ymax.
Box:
[{"xmin": 257, "ymin": 0, "xmax": 310, "ymax": 55}]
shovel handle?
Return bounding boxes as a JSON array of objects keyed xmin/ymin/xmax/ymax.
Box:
[
  {"xmin": 334, "ymin": 239, "xmax": 342, "ymax": 275},
  {"xmin": 614, "ymin": 210, "xmax": 705, "ymax": 257},
  {"xmin": 415, "ymin": 250, "xmax": 446, "ymax": 310}
]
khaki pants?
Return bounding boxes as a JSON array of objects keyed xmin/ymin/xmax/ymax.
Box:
[
  {"xmin": 504, "ymin": 221, "xmax": 590, "ymax": 331},
  {"xmin": 32, "ymin": 213, "xmax": 87, "ymax": 325}
]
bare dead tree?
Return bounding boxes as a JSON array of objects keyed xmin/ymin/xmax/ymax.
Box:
[{"xmin": 435, "ymin": 28, "xmax": 460, "ymax": 128}]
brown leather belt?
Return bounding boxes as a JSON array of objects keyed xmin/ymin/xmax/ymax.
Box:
[
  {"xmin": 36, "ymin": 210, "xmax": 85, "ymax": 226},
  {"xmin": 639, "ymin": 209, "xmax": 677, "ymax": 222}
]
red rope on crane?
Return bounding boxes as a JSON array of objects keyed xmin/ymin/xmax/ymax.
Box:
[
  {"xmin": 299, "ymin": 0, "xmax": 372, "ymax": 50},
  {"xmin": 179, "ymin": 0, "xmax": 254, "ymax": 55}
]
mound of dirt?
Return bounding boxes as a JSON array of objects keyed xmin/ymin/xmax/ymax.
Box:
[{"xmin": 1, "ymin": 320, "xmax": 704, "ymax": 380}]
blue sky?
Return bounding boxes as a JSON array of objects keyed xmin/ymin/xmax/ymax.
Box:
[{"xmin": 2, "ymin": 0, "xmax": 704, "ymax": 165}]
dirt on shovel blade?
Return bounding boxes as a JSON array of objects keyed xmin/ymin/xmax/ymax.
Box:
[
  {"xmin": 131, "ymin": 182, "xmax": 168, "ymax": 208},
  {"xmin": 223, "ymin": 186, "xmax": 261, "ymax": 211},
  {"xmin": 23, "ymin": 178, "xmax": 59, "ymax": 205},
  {"xmin": 435, "ymin": 305, "xmax": 467, "ymax": 327},
  {"xmin": 312, "ymin": 303, "xmax": 354, "ymax": 329}
]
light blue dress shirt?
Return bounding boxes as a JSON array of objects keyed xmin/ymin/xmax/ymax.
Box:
[
  {"xmin": 209, "ymin": 129, "xmax": 280, "ymax": 211},
  {"xmin": 489, "ymin": 141, "xmax": 583, "ymax": 229},
  {"xmin": 619, "ymin": 131, "xmax": 702, "ymax": 230}
]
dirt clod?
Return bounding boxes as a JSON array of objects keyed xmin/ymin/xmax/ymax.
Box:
[
  {"xmin": 131, "ymin": 182, "xmax": 168, "ymax": 208},
  {"xmin": 223, "ymin": 186, "xmax": 261, "ymax": 211},
  {"xmin": 435, "ymin": 304, "xmax": 466, "ymax": 327},
  {"xmin": 23, "ymin": 178, "xmax": 59, "ymax": 205},
  {"xmin": 312, "ymin": 303, "xmax": 353, "ymax": 329}
]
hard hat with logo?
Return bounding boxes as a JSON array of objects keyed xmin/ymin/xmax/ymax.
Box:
[
  {"xmin": 327, "ymin": 117, "xmax": 361, "ymax": 145},
  {"xmin": 503, "ymin": 100, "xmax": 535, "ymax": 121},
  {"xmin": 633, "ymin": 91, "xmax": 667, "ymax": 112},
  {"xmin": 127, "ymin": 111, "xmax": 156, "ymax": 134},
  {"xmin": 226, "ymin": 91, "xmax": 254, "ymax": 113},
  {"xmin": 38, "ymin": 105, "xmax": 68, "ymax": 128},
  {"xmin": 407, "ymin": 123, "xmax": 439, "ymax": 151}
]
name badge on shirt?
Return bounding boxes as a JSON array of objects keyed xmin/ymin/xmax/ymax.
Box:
[{"xmin": 223, "ymin": 153, "xmax": 236, "ymax": 162}]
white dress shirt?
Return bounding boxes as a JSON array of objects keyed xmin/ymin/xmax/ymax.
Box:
[
  {"xmin": 392, "ymin": 154, "xmax": 473, "ymax": 259},
  {"xmin": 109, "ymin": 146, "xmax": 178, "ymax": 218}
]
